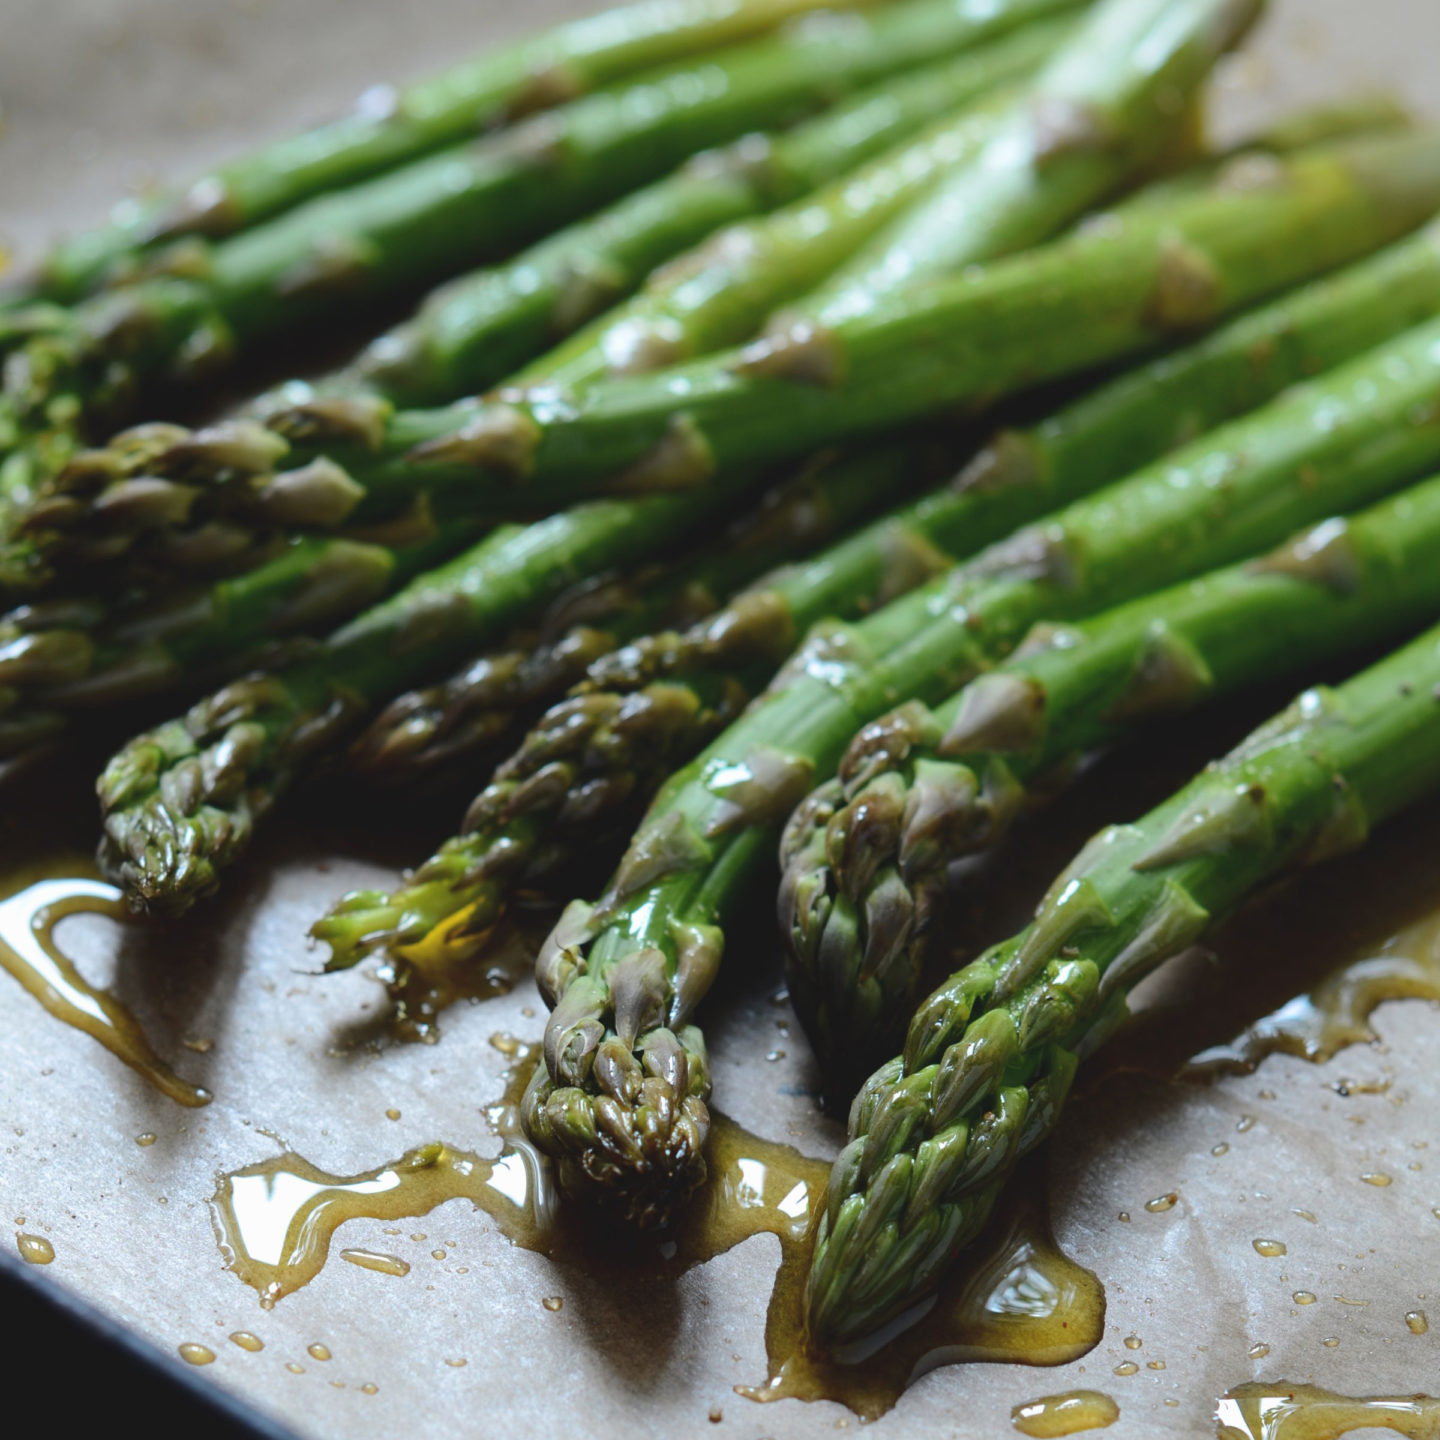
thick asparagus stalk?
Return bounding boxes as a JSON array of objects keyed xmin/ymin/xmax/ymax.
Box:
[
  {"xmin": 337, "ymin": 20, "xmax": 1073, "ymax": 407},
  {"xmin": 311, "ymin": 214, "xmax": 1440, "ymax": 995},
  {"xmin": 6, "ymin": 0, "xmax": 901, "ymax": 307},
  {"xmin": 784, "ymin": 0, "xmax": 1263, "ymax": 329},
  {"xmin": 781, "ymin": 469, "xmax": 1440, "ymax": 1081},
  {"xmin": 523, "ymin": 84, "xmax": 1017, "ymax": 392},
  {"xmin": 6, "ymin": 0, "xmax": 1061, "ymax": 543},
  {"xmin": 806, "ymin": 615, "xmax": 1440, "ymax": 1345},
  {"xmin": 95, "ymin": 468, "xmax": 782, "ymax": 913},
  {"xmin": 497, "ymin": 87, "xmax": 1407, "ymax": 394},
  {"xmin": 348, "ymin": 440, "xmax": 942, "ymax": 782},
  {"xmin": 43, "ymin": 133, "xmax": 1440, "ymax": 573},
  {"xmin": 516, "ymin": 314, "xmax": 1440, "ymax": 1226}
]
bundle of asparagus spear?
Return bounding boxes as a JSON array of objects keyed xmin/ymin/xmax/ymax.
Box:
[{"xmin": 14, "ymin": 0, "xmax": 1440, "ymax": 1362}]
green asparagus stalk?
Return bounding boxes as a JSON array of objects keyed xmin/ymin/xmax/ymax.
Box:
[
  {"xmin": 96, "ymin": 465, "xmax": 785, "ymax": 913},
  {"xmin": 515, "ymin": 314, "xmax": 1440, "ymax": 1227},
  {"xmin": 309, "ymin": 210, "xmax": 1440, "ymax": 997},
  {"xmin": 781, "ymin": 469, "xmax": 1440, "ymax": 1081},
  {"xmin": 455, "ymin": 86, "xmax": 1404, "ymax": 396},
  {"xmin": 806, "ymin": 615, "xmax": 1440, "ymax": 1346},
  {"xmin": 5, "ymin": 0, "xmax": 901, "ymax": 308},
  {"xmin": 20, "ymin": 521, "xmax": 481, "ymax": 709},
  {"xmin": 1117, "ymin": 91, "xmax": 1414, "ymax": 216},
  {"xmin": 312, "ymin": 436, "xmax": 961, "ymax": 974},
  {"xmin": 39, "ymin": 133, "xmax": 1440, "ymax": 575},
  {"xmin": 509, "ymin": 0, "xmax": 1251, "ymax": 391},
  {"xmin": 333, "ymin": 20, "xmax": 1073, "ymax": 407},
  {"xmin": 521, "ymin": 85, "xmax": 1018, "ymax": 392},
  {"xmin": 348, "ymin": 439, "xmax": 948, "ymax": 782},
  {"xmin": 783, "ymin": 0, "xmax": 1264, "ymax": 329},
  {"xmin": 5, "ymin": 0, "xmax": 1067, "ymax": 554}
]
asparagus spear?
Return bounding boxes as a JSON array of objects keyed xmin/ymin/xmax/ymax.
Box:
[
  {"xmin": 28, "ymin": 523, "xmax": 481, "ymax": 709},
  {"xmin": 785, "ymin": 0, "xmax": 1264, "ymax": 329},
  {"xmin": 5, "ymin": 0, "xmax": 1065, "ymax": 545},
  {"xmin": 456, "ymin": 86, "xmax": 1406, "ymax": 396},
  {"xmin": 5, "ymin": 0, "xmax": 902, "ymax": 307},
  {"xmin": 497, "ymin": 0, "xmax": 1253, "ymax": 391},
  {"xmin": 348, "ymin": 439, "xmax": 948, "ymax": 782},
  {"xmin": 523, "ymin": 86, "xmax": 1017, "ymax": 392},
  {"xmin": 309, "ymin": 208, "xmax": 1440, "ymax": 996},
  {"xmin": 806, "ymin": 614, "xmax": 1440, "ymax": 1346},
  {"xmin": 515, "ymin": 315, "xmax": 1440, "ymax": 1226},
  {"xmin": 313, "ymin": 436, "xmax": 962, "ymax": 974},
  {"xmin": 96, "ymin": 465, "xmax": 785, "ymax": 913},
  {"xmin": 782, "ymin": 469, "xmax": 1440, "ymax": 1081},
  {"xmin": 336, "ymin": 20, "xmax": 1073, "ymax": 407},
  {"xmin": 42, "ymin": 133, "xmax": 1440, "ymax": 572}
]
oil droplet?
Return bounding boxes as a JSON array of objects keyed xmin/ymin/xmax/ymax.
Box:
[
  {"xmin": 1117, "ymin": 1212, "xmax": 1130, "ymax": 1224},
  {"xmin": 1247, "ymin": 1342, "xmax": 1270, "ymax": 1359},
  {"xmin": 229, "ymin": 1331, "xmax": 263, "ymax": 1352},
  {"xmin": 1293, "ymin": 1209, "xmax": 1318, "ymax": 1224},
  {"xmin": 1294, "ymin": 1291, "xmax": 1317, "ymax": 1305},
  {"xmin": 1361, "ymin": 1172, "xmax": 1393, "ymax": 1187},
  {"xmin": 708, "ymin": 1406, "xmax": 722, "ymax": 1423},
  {"xmin": 1212, "ymin": 1143, "xmax": 1230, "ymax": 1157},
  {"xmin": 286, "ymin": 1362, "xmax": 304, "ymax": 1375},
  {"xmin": 1407, "ymin": 1310, "xmax": 1430, "ymax": 1335},
  {"xmin": 178, "ymin": 1343, "xmax": 215, "ymax": 1366},
  {"xmin": 542, "ymin": 1296, "xmax": 563, "ymax": 1312},
  {"xmin": 1335, "ymin": 1296, "xmax": 1368, "ymax": 1307},
  {"xmin": 489, "ymin": 1033, "xmax": 522, "ymax": 1057},
  {"xmin": 339, "ymin": 1248, "xmax": 410, "ymax": 1278},
  {"xmin": 1144, "ymin": 1193, "xmax": 1178, "ymax": 1213},
  {"xmin": 361, "ymin": 1383, "xmax": 378, "ymax": 1395},
  {"xmin": 136, "ymin": 1133, "xmax": 157, "ymax": 1147},
  {"xmin": 16, "ymin": 1233, "xmax": 54, "ymax": 1265},
  {"xmin": 410, "ymin": 1233, "xmax": 427, "ymax": 1242},
  {"xmin": 444, "ymin": 1358, "xmax": 467, "ymax": 1369},
  {"xmin": 182, "ymin": 1036, "xmax": 213, "ymax": 1053},
  {"xmin": 1321, "ymin": 1336, "xmax": 1340, "ymax": 1348},
  {"xmin": 1253, "ymin": 1238, "xmax": 1287, "ymax": 1258},
  {"xmin": 1011, "ymin": 1390, "xmax": 1119, "ymax": 1437},
  {"xmin": 0, "ymin": 877, "xmax": 210, "ymax": 1107},
  {"xmin": 1113, "ymin": 1363, "xmax": 1139, "ymax": 1377},
  {"xmin": 329, "ymin": 1380, "xmax": 345, "ymax": 1390},
  {"xmin": 1122, "ymin": 1335, "xmax": 1142, "ymax": 1350},
  {"xmin": 1236, "ymin": 1116, "xmax": 1257, "ymax": 1133},
  {"xmin": 307, "ymin": 1343, "xmax": 331, "ymax": 1362},
  {"xmin": 1217, "ymin": 1381, "xmax": 1440, "ymax": 1438},
  {"xmin": 385, "ymin": 1109, "xmax": 401, "ymax": 1122},
  {"xmin": 430, "ymin": 1249, "xmax": 446, "ymax": 1261},
  {"xmin": 1147, "ymin": 1360, "xmax": 1166, "ymax": 1371}
]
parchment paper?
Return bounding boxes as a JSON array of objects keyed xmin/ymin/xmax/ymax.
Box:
[{"xmin": 2, "ymin": 4, "xmax": 1439, "ymax": 1437}]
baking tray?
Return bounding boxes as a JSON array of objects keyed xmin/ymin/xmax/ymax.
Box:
[{"xmin": 3, "ymin": 3, "xmax": 1440, "ymax": 1437}]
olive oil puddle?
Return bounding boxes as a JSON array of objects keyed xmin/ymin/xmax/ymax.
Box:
[
  {"xmin": 375, "ymin": 908, "xmax": 552, "ymax": 1045},
  {"xmin": 1183, "ymin": 907, "xmax": 1440, "ymax": 1078},
  {"xmin": 210, "ymin": 1043, "xmax": 1102, "ymax": 1419},
  {"xmin": 1217, "ymin": 1381, "xmax": 1440, "ymax": 1439},
  {"xmin": 0, "ymin": 868, "xmax": 210, "ymax": 1106}
]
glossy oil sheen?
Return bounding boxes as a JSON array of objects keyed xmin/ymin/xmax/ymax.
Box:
[
  {"xmin": 1217, "ymin": 1382, "xmax": 1440, "ymax": 1439},
  {"xmin": 209, "ymin": 1042, "xmax": 1102, "ymax": 1418}
]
